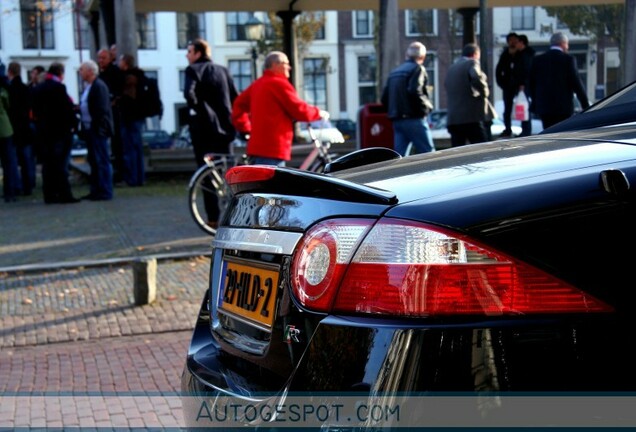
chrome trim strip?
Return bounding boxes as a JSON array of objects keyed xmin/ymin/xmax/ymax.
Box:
[
  {"xmin": 213, "ymin": 228, "xmax": 303, "ymax": 255},
  {"xmin": 217, "ymin": 309, "xmax": 271, "ymax": 333}
]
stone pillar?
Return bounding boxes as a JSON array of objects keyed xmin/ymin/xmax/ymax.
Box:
[
  {"xmin": 379, "ymin": 0, "xmax": 400, "ymax": 100},
  {"xmin": 276, "ymin": 9, "xmax": 301, "ymax": 86},
  {"xmin": 133, "ymin": 258, "xmax": 157, "ymax": 305},
  {"xmin": 625, "ymin": 0, "xmax": 636, "ymax": 85},
  {"xmin": 458, "ymin": 8, "xmax": 478, "ymax": 47},
  {"xmin": 479, "ymin": 0, "xmax": 490, "ymax": 83},
  {"xmin": 115, "ymin": 0, "xmax": 138, "ymax": 64}
]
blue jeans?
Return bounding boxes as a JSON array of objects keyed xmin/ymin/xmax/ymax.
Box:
[
  {"xmin": 121, "ymin": 120, "xmax": 145, "ymax": 186},
  {"xmin": 392, "ymin": 118, "xmax": 435, "ymax": 156},
  {"xmin": 87, "ymin": 131, "xmax": 113, "ymax": 200},
  {"xmin": 16, "ymin": 142, "xmax": 36, "ymax": 195}
]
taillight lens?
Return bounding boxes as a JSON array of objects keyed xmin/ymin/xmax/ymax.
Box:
[
  {"xmin": 226, "ymin": 165, "xmax": 276, "ymax": 186},
  {"xmin": 291, "ymin": 218, "xmax": 613, "ymax": 316},
  {"xmin": 291, "ymin": 219, "xmax": 373, "ymax": 311}
]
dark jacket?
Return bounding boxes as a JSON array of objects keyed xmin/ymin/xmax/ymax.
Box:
[
  {"xmin": 87, "ymin": 77, "xmax": 114, "ymax": 137},
  {"xmin": 184, "ymin": 58, "xmax": 238, "ymax": 140},
  {"xmin": 381, "ymin": 59, "xmax": 433, "ymax": 120},
  {"xmin": 118, "ymin": 67, "xmax": 146, "ymax": 122},
  {"xmin": 529, "ymin": 48, "xmax": 590, "ymax": 117},
  {"xmin": 31, "ymin": 76, "xmax": 76, "ymax": 140},
  {"xmin": 514, "ymin": 46, "xmax": 535, "ymax": 90},
  {"xmin": 99, "ymin": 63, "xmax": 124, "ymax": 101},
  {"xmin": 495, "ymin": 49, "xmax": 517, "ymax": 92},
  {"xmin": 7, "ymin": 75, "xmax": 31, "ymax": 144}
]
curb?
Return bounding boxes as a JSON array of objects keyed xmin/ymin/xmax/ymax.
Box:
[{"xmin": 0, "ymin": 250, "xmax": 212, "ymax": 275}]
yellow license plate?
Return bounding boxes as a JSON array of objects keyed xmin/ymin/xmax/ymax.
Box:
[{"xmin": 217, "ymin": 258, "xmax": 280, "ymax": 331}]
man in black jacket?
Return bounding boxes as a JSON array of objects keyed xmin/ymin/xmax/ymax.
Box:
[
  {"xmin": 79, "ymin": 60, "xmax": 114, "ymax": 200},
  {"xmin": 184, "ymin": 38, "xmax": 238, "ymax": 228},
  {"xmin": 529, "ymin": 32, "xmax": 589, "ymax": 129},
  {"xmin": 495, "ymin": 32, "xmax": 519, "ymax": 138},
  {"xmin": 97, "ymin": 48, "xmax": 124, "ymax": 183},
  {"xmin": 7, "ymin": 61, "xmax": 36, "ymax": 195},
  {"xmin": 31, "ymin": 63, "xmax": 79, "ymax": 204},
  {"xmin": 381, "ymin": 41, "xmax": 435, "ymax": 156},
  {"xmin": 514, "ymin": 35, "xmax": 535, "ymax": 136}
]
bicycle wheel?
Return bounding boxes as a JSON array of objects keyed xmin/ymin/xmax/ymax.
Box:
[{"xmin": 188, "ymin": 159, "xmax": 233, "ymax": 235}]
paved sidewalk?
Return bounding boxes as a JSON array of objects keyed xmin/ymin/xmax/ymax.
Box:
[{"xmin": 0, "ymin": 175, "xmax": 212, "ymax": 272}]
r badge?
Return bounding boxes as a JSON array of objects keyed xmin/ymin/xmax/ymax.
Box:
[{"xmin": 284, "ymin": 325, "xmax": 300, "ymax": 344}]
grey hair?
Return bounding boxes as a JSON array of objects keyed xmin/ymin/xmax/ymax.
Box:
[
  {"xmin": 81, "ymin": 60, "xmax": 99, "ymax": 76},
  {"xmin": 264, "ymin": 51, "xmax": 287, "ymax": 69},
  {"xmin": 550, "ymin": 32, "xmax": 568, "ymax": 47},
  {"xmin": 406, "ymin": 42, "xmax": 426, "ymax": 60}
]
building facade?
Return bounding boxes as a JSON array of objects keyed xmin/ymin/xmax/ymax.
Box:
[{"xmin": 0, "ymin": 2, "xmax": 611, "ymax": 136}]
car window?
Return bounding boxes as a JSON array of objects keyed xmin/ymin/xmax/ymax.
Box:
[{"xmin": 587, "ymin": 81, "xmax": 636, "ymax": 112}]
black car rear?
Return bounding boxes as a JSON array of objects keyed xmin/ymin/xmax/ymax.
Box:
[{"xmin": 182, "ymin": 128, "xmax": 636, "ymax": 428}]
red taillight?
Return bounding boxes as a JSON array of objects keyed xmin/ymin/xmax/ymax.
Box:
[
  {"xmin": 225, "ymin": 165, "xmax": 276, "ymax": 186},
  {"xmin": 291, "ymin": 218, "xmax": 613, "ymax": 316},
  {"xmin": 291, "ymin": 219, "xmax": 374, "ymax": 311}
]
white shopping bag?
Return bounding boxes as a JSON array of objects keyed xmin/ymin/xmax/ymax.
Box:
[{"xmin": 514, "ymin": 91, "xmax": 529, "ymax": 121}]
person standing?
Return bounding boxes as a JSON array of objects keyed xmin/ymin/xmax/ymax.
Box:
[
  {"xmin": 495, "ymin": 32, "xmax": 519, "ymax": 138},
  {"xmin": 79, "ymin": 60, "xmax": 114, "ymax": 201},
  {"xmin": 31, "ymin": 63, "xmax": 79, "ymax": 204},
  {"xmin": 6, "ymin": 62, "xmax": 36, "ymax": 196},
  {"xmin": 0, "ymin": 78, "xmax": 19, "ymax": 202},
  {"xmin": 514, "ymin": 34, "xmax": 535, "ymax": 136},
  {"xmin": 184, "ymin": 38, "xmax": 238, "ymax": 229},
  {"xmin": 381, "ymin": 41, "xmax": 435, "ymax": 156},
  {"xmin": 117, "ymin": 54, "xmax": 146, "ymax": 187},
  {"xmin": 529, "ymin": 32, "xmax": 590, "ymax": 130},
  {"xmin": 445, "ymin": 44, "xmax": 494, "ymax": 146},
  {"xmin": 97, "ymin": 48, "xmax": 124, "ymax": 183},
  {"xmin": 232, "ymin": 51, "xmax": 328, "ymax": 166},
  {"xmin": 26, "ymin": 65, "xmax": 45, "ymax": 166}
]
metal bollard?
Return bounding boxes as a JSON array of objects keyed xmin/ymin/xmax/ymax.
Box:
[{"xmin": 133, "ymin": 257, "xmax": 157, "ymax": 305}]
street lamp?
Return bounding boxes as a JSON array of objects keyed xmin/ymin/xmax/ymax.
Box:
[{"xmin": 245, "ymin": 16, "xmax": 264, "ymax": 82}]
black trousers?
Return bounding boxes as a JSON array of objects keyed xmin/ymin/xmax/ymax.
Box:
[
  {"xmin": 42, "ymin": 135, "xmax": 74, "ymax": 203},
  {"xmin": 541, "ymin": 114, "xmax": 571, "ymax": 130},
  {"xmin": 189, "ymin": 118, "xmax": 233, "ymax": 223},
  {"xmin": 502, "ymin": 89, "xmax": 516, "ymax": 132}
]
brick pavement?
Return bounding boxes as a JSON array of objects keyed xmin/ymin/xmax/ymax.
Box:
[
  {"xmin": 0, "ymin": 176, "xmax": 216, "ymax": 429},
  {"xmin": 0, "ymin": 258, "xmax": 209, "ymax": 348}
]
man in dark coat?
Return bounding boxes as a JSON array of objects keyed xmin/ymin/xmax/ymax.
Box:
[
  {"xmin": 514, "ymin": 34, "xmax": 535, "ymax": 136},
  {"xmin": 7, "ymin": 61, "xmax": 36, "ymax": 195},
  {"xmin": 79, "ymin": 60, "xmax": 114, "ymax": 201},
  {"xmin": 31, "ymin": 63, "xmax": 79, "ymax": 204},
  {"xmin": 529, "ymin": 32, "xmax": 590, "ymax": 129},
  {"xmin": 445, "ymin": 44, "xmax": 495, "ymax": 146},
  {"xmin": 381, "ymin": 41, "xmax": 435, "ymax": 156},
  {"xmin": 117, "ymin": 54, "xmax": 147, "ymax": 187},
  {"xmin": 495, "ymin": 32, "xmax": 519, "ymax": 138},
  {"xmin": 97, "ymin": 48, "xmax": 124, "ymax": 183},
  {"xmin": 184, "ymin": 38, "xmax": 238, "ymax": 228}
]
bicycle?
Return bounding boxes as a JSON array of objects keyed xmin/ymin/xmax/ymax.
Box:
[{"xmin": 188, "ymin": 124, "xmax": 336, "ymax": 236}]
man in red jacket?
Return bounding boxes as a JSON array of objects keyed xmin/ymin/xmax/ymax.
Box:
[{"xmin": 232, "ymin": 51, "xmax": 329, "ymax": 166}]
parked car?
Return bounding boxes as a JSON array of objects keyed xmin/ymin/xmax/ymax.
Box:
[
  {"xmin": 332, "ymin": 118, "xmax": 356, "ymax": 141},
  {"xmin": 181, "ymin": 81, "xmax": 636, "ymax": 428},
  {"xmin": 142, "ymin": 129, "xmax": 173, "ymax": 149}
]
